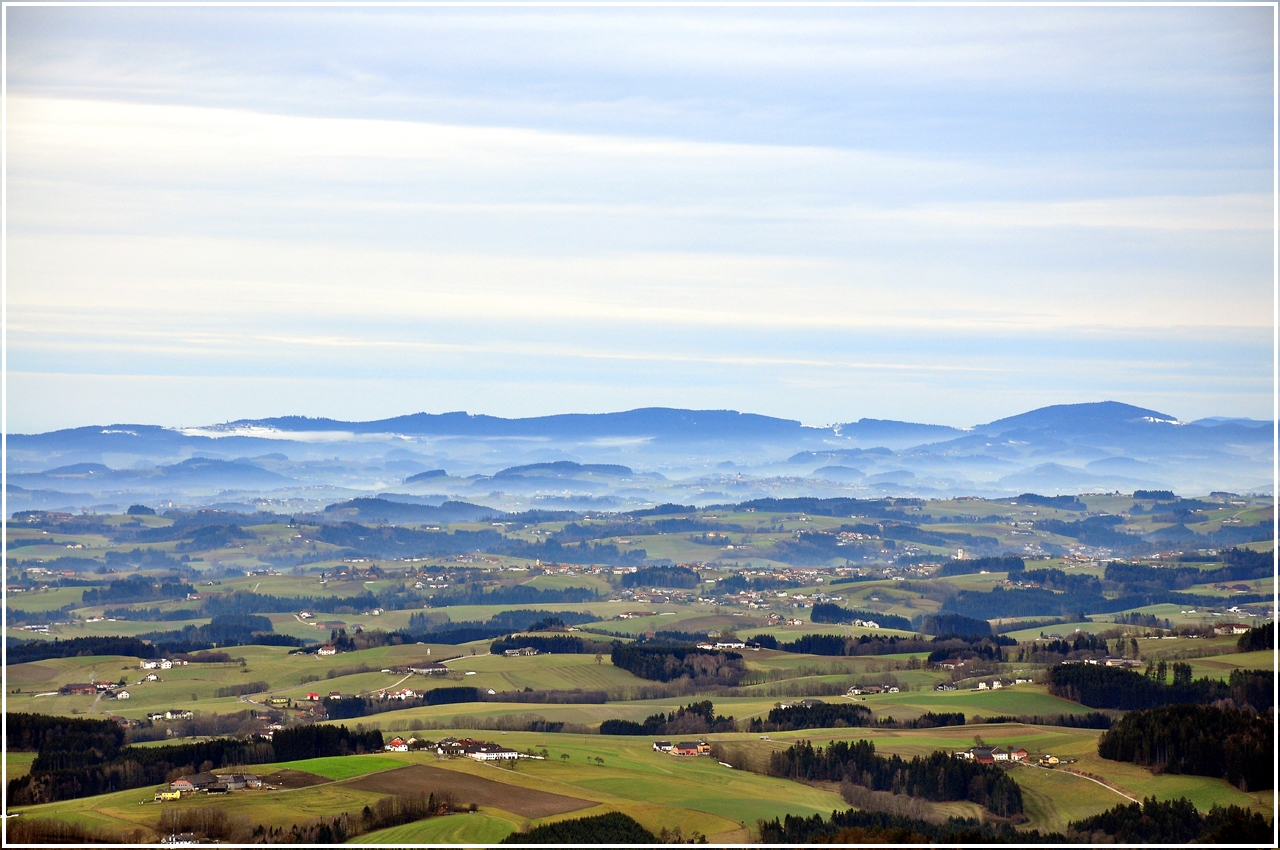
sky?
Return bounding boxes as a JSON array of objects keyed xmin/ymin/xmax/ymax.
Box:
[{"xmin": 5, "ymin": 4, "xmax": 1275, "ymax": 433}]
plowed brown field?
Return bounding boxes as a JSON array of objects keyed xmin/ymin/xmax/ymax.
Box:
[{"xmin": 348, "ymin": 764, "xmax": 594, "ymax": 818}]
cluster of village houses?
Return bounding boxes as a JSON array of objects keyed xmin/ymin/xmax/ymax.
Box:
[
  {"xmin": 931, "ymin": 678, "xmax": 1035, "ymax": 692},
  {"xmin": 953, "ymin": 745, "xmax": 1071, "ymax": 768},
  {"xmin": 618, "ymin": 589, "xmax": 697, "ymax": 606},
  {"xmin": 59, "ymin": 658, "xmax": 195, "ymax": 701},
  {"xmin": 712, "ymin": 587, "xmax": 849, "ymax": 612},
  {"xmin": 296, "ymin": 682, "xmax": 479, "ymax": 703},
  {"xmin": 695, "ymin": 639, "xmax": 749, "ymax": 650},
  {"xmin": 382, "ymin": 736, "xmax": 542, "ymax": 761},
  {"xmin": 158, "ymin": 772, "xmax": 262, "ymax": 801},
  {"xmin": 603, "ymin": 561, "xmax": 897, "ymax": 612},
  {"xmin": 953, "ymin": 746, "xmax": 1029, "ymax": 764},
  {"xmin": 846, "ymin": 684, "xmax": 900, "ymax": 695}
]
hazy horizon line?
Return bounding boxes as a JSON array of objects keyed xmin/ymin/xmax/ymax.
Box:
[{"xmin": 11, "ymin": 398, "xmax": 1275, "ymax": 438}]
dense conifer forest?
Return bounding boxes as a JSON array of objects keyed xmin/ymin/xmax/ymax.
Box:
[
  {"xmin": 766, "ymin": 739, "xmax": 1024, "ymax": 817},
  {"xmin": 1097, "ymin": 704, "xmax": 1273, "ymax": 790}
]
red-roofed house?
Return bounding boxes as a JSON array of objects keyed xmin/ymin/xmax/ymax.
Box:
[{"xmin": 672, "ymin": 741, "xmax": 707, "ymax": 756}]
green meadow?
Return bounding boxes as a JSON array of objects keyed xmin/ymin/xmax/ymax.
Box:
[
  {"xmin": 356, "ymin": 811, "xmax": 518, "ymax": 844},
  {"xmin": 15, "ymin": 727, "xmax": 1260, "ymax": 843},
  {"xmin": 6, "ymin": 750, "xmax": 37, "ymax": 780}
]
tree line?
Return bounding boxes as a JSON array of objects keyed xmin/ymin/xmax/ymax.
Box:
[
  {"xmin": 620, "ymin": 565, "xmax": 700, "ymax": 588},
  {"xmin": 1104, "ymin": 554, "xmax": 1271, "ymax": 590},
  {"xmin": 757, "ymin": 809, "xmax": 1050, "ymax": 844},
  {"xmin": 1011, "ymin": 632, "xmax": 1111, "ymax": 664},
  {"xmin": 299, "ymin": 610, "xmax": 602, "ymax": 653},
  {"xmin": 936, "ymin": 556, "xmax": 1025, "ymax": 577},
  {"xmin": 11, "ymin": 736, "xmax": 272, "ymax": 806},
  {"xmin": 928, "ymin": 638, "xmax": 1007, "ymax": 665},
  {"xmin": 135, "ymin": 613, "xmax": 297, "ymax": 649},
  {"xmin": 214, "ymin": 681, "xmax": 269, "ymax": 698},
  {"xmin": 7, "ymin": 713, "xmax": 124, "ymax": 762},
  {"xmin": 810, "ymin": 603, "xmax": 911, "ymax": 631},
  {"xmin": 322, "ymin": 687, "xmax": 481, "ymax": 720},
  {"xmin": 747, "ymin": 705, "xmax": 965, "ymax": 734},
  {"xmin": 426, "ymin": 583, "xmax": 599, "ymax": 607},
  {"xmin": 502, "ymin": 812, "xmax": 657, "ymax": 844},
  {"xmin": 6, "ymin": 713, "xmax": 378, "ymax": 805},
  {"xmin": 1032, "ymin": 515, "xmax": 1137, "ymax": 549},
  {"xmin": 941, "ymin": 584, "xmax": 1265, "ymax": 621},
  {"xmin": 756, "ymin": 797, "xmax": 1270, "ymax": 844},
  {"xmin": 978, "ymin": 712, "xmax": 1112, "ymax": 729},
  {"xmin": 489, "ymin": 635, "xmax": 587, "ymax": 654},
  {"xmin": 766, "ymin": 739, "xmax": 1024, "ymax": 818},
  {"xmin": 1071, "ymin": 797, "xmax": 1271, "ymax": 844},
  {"xmin": 919, "ymin": 613, "xmax": 1000, "ymax": 638},
  {"xmin": 881, "ymin": 523, "xmax": 1000, "ymax": 551},
  {"xmin": 776, "ymin": 633, "xmax": 922, "ymax": 656},
  {"xmin": 404, "ymin": 608, "xmax": 596, "ymax": 643},
  {"xmin": 5, "ymin": 817, "xmax": 148, "ymax": 845},
  {"xmin": 600, "ymin": 700, "xmax": 737, "ymax": 736},
  {"xmin": 756, "ymin": 702, "xmax": 872, "ymax": 731},
  {"xmin": 1237, "ymin": 623, "xmax": 1273, "ymax": 652},
  {"xmin": 270, "ymin": 723, "xmax": 384, "ymax": 761},
  {"xmin": 1047, "ymin": 664, "xmax": 1273, "ymax": 712},
  {"xmin": 609, "ymin": 644, "xmax": 747, "ymax": 686},
  {"xmin": 204, "ymin": 588, "xmax": 385, "ymax": 616},
  {"xmin": 1097, "ymin": 704, "xmax": 1272, "ymax": 791},
  {"xmin": 775, "ymin": 632, "xmax": 1002, "ymax": 659},
  {"xmin": 315, "ymin": 521, "xmax": 647, "ymax": 565},
  {"xmin": 6, "ymin": 630, "xmax": 300, "ymax": 665},
  {"xmin": 715, "ymin": 496, "xmax": 922, "ymax": 519},
  {"xmin": 101, "ymin": 605, "xmax": 202, "ymax": 621},
  {"xmin": 718, "ymin": 573, "xmax": 801, "ymax": 594},
  {"xmin": 416, "ymin": 608, "xmax": 586, "ymax": 631},
  {"xmin": 81, "ymin": 573, "xmax": 192, "ymax": 605}
]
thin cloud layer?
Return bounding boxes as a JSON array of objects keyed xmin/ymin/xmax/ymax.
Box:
[{"xmin": 5, "ymin": 6, "xmax": 1273, "ymax": 432}]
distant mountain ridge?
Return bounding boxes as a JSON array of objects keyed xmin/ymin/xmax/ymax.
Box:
[
  {"xmin": 321, "ymin": 498, "xmax": 500, "ymax": 524},
  {"xmin": 210, "ymin": 407, "xmax": 814, "ymax": 441},
  {"xmin": 8, "ymin": 456, "xmax": 289, "ymax": 492},
  {"xmin": 5, "ymin": 402, "xmax": 1271, "ymax": 516},
  {"xmin": 835, "ymin": 418, "xmax": 965, "ymax": 444},
  {"xmin": 13, "ymin": 401, "xmax": 1268, "ymax": 448},
  {"xmin": 973, "ymin": 400, "xmax": 1179, "ymax": 434}
]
